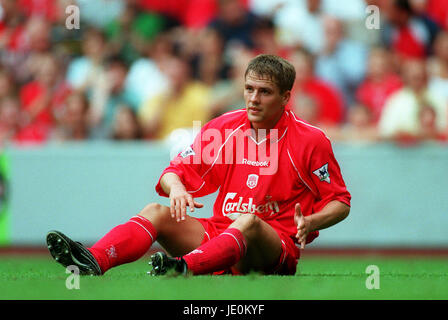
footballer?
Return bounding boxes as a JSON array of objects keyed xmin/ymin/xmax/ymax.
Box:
[{"xmin": 46, "ymin": 54, "xmax": 351, "ymax": 276}]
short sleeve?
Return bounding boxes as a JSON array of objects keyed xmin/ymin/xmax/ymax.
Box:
[
  {"xmin": 155, "ymin": 121, "xmax": 221, "ymax": 198},
  {"xmin": 308, "ymin": 132, "xmax": 351, "ymax": 212}
]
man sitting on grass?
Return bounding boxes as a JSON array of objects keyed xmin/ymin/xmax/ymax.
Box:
[{"xmin": 46, "ymin": 54, "xmax": 351, "ymax": 276}]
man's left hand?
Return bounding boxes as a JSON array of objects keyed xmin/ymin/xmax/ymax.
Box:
[{"xmin": 294, "ymin": 203, "xmax": 311, "ymax": 249}]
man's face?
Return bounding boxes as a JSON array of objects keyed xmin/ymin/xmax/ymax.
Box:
[
  {"xmin": 244, "ymin": 71, "xmax": 290, "ymax": 129},
  {"xmin": 403, "ymin": 60, "xmax": 427, "ymax": 91}
]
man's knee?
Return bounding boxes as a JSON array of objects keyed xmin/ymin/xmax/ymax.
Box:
[
  {"xmin": 138, "ymin": 203, "xmax": 169, "ymax": 222},
  {"xmin": 232, "ymin": 214, "xmax": 261, "ymax": 237}
]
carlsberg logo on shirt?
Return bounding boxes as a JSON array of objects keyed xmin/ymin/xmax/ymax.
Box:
[{"xmin": 222, "ymin": 192, "xmax": 279, "ymax": 220}]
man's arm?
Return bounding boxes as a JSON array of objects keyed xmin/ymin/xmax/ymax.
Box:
[
  {"xmin": 160, "ymin": 172, "xmax": 203, "ymax": 222},
  {"xmin": 294, "ymin": 200, "xmax": 350, "ymax": 249}
]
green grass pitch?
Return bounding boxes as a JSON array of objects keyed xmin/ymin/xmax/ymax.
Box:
[{"xmin": 1, "ymin": 254, "xmax": 447, "ymax": 300}]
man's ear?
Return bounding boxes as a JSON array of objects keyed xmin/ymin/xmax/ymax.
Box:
[{"xmin": 282, "ymin": 90, "xmax": 291, "ymax": 106}]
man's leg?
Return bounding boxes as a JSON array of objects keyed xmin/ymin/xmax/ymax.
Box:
[
  {"xmin": 139, "ymin": 203, "xmax": 205, "ymax": 257},
  {"xmin": 181, "ymin": 214, "xmax": 283, "ymax": 275},
  {"xmin": 48, "ymin": 203, "xmax": 205, "ymax": 274}
]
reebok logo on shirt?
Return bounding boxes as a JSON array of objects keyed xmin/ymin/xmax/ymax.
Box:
[{"xmin": 242, "ymin": 158, "xmax": 270, "ymax": 167}]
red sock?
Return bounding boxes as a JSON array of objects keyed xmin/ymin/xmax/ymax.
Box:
[
  {"xmin": 182, "ymin": 228, "xmax": 247, "ymax": 275},
  {"xmin": 88, "ymin": 215, "xmax": 157, "ymax": 274}
]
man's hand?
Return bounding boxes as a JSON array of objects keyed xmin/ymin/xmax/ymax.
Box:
[
  {"xmin": 293, "ymin": 201, "xmax": 350, "ymax": 249},
  {"xmin": 160, "ymin": 172, "xmax": 204, "ymax": 222},
  {"xmin": 169, "ymin": 183, "xmax": 203, "ymax": 222},
  {"xmin": 294, "ymin": 203, "xmax": 311, "ymax": 249}
]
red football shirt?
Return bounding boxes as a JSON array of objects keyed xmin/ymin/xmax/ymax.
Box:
[{"xmin": 156, "ymin": 109, "xmax": 351, "ymax": 245}]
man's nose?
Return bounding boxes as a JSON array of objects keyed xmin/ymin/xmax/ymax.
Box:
[{"xmin": 249, "ymin": 91, "xmax": 260, "ymax": 104}]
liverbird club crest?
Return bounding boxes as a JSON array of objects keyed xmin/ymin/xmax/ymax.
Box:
[{"xmin": 246, "ymin": 174, "xmax": 259, "ymax": 189}]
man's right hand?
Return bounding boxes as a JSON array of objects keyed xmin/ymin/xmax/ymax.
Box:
[
  {"xmin": 169, "ymin": 184, "xmax": 204, "ymax": 222},
  {"xmin": 160, "ymin": 171, "xmax": 204, "ymax": 222}
]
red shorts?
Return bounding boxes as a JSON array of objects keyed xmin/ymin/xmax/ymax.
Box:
[{"xmin": 195, "ymin": 217, "xmax": 300, "ymax": 275}]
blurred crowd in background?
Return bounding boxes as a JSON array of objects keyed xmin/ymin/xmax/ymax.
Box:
[{"xmin": 0, "ymin": 0, "xmax": 447, "ymax": 147}]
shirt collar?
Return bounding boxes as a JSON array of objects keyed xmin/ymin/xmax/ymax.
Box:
[{"xmin": 243, "ymin": 109, "xmax": 289, "ymax": 144}]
